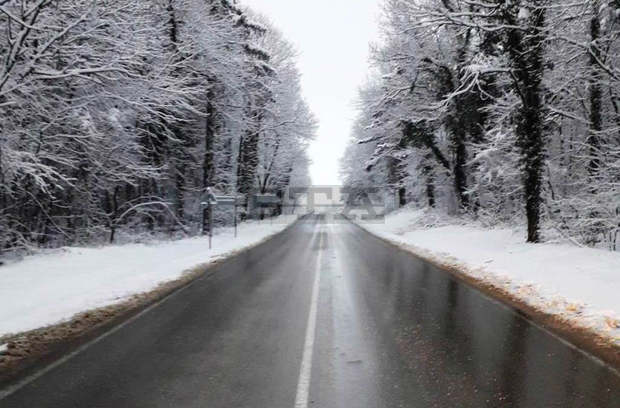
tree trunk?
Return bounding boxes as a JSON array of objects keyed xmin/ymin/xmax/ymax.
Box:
[
  {"xmin": 175, "ymin": 164, "xmax": 185, "ymax": 223},
  {"xmin": 387, "ymin": 156, "xmax": 405, "ymax": 209},
  {"xmin": 587, "ymin": 0, "xmax": 602, "ymax": 182},
  {"xmin": 203, "ymin": 88, "xmax": 216, "ymax": 235},
  {"xmin": 109, "ymin": 186, "xmax": 120, "ymax": 243},
  {"xmin": 398, "ymin": 187, "xmax": 407, "ymax": 207},
  {"xmin": 423, "ymin": 157, "xmax": 436, "ymax": 208},
  {"xmin": 452, "ymin": 29, "xmax": 472, "ymax": 210},
  {"xmin": 237, "ymin": 109, "xmax": 261, "ymax": 197},
  {"xmin": 452, "ymin": 129, "xmax": 469, "ymax": 209},
  {"xmin": 504, "ymin": 2, "xmax": 547, "ymax": 243}
]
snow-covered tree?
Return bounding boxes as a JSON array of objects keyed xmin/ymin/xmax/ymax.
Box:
[
  {"xmin": 342, "ymin": 0, "xmax": 620, "ymax": 249},
  {"xmin": 0, "ymin": 0, "xmax": 315, "ymax": 252}
]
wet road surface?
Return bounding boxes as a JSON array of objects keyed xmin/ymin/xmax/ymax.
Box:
[{"xmin": 1, "ymin": 215, "xmax": 619, "ymax": 407}]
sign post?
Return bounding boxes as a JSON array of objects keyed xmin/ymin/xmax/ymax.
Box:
[
  {"xmin": 202, "ymin": 192, "xmax": 244, "ymax": 247},
  {"xmin": 203, "ymin": 188, "xmax": 218, "ymax": 249},
  {"xmin": 234, "ymin": 202, "xmax": 237, "ymax": 238}
]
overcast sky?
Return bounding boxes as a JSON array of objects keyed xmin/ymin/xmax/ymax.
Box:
[{"xmin": 241, "ymin": 0, "xmax": 381, "ymax": 185}]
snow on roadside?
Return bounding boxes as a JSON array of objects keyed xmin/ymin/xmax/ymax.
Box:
[
  {"xmin": 0, "ymin": 216, "xmax": 297, "ymax": 339},
  {"xmin": 356, "ymin": 209, "xmax": 620, "ymax": 344}
]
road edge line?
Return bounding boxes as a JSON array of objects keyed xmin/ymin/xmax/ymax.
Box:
[
  {"xmin": 348, "ymin": 217, "xmax": 620, "ymax": 376},
  {"xmin": 0, "ymin": 217, "xmax": 301, "ymax": 400}
]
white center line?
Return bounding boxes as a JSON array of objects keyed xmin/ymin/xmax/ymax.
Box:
[{"xmin": 294, "ymin": 229, "xmax": 323, "ymax": 408}]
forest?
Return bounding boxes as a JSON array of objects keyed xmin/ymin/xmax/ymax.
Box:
[
  {"xmin": 342, "ymin": 0, "xmax": 620, "ymax": 250},
  {"xmin": 0, "ymin": 0, "xmax": 315, "ymax": 252}
]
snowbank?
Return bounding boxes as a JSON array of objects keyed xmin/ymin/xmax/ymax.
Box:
[
  {"xmin": 356, "ymin": 209, "xmax": 620, "ymax": 344},
  {"xmin": 0, "ymin": 216, "xmax": 297, "ymax": 338}
]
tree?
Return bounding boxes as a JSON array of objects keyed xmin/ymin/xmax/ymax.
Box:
[
  {"xmin": 0, "ymin": 0, "xmax": 314, "ymax": 253},
  {"xmin": 342, "ymin": 0, "xmax": 620, "ymax": 249}
]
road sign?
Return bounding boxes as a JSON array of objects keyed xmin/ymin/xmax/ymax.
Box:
[
  {"xmin": 254, "ymin": 194, "xmax": 281, "ymax": 207},
  {"xmin": 215, "ymin": 196, "xmax": 240, "ymax": 206},
  {"xmin": 211, "ymin": 195, "xmax": 243, "ymax": 238}
]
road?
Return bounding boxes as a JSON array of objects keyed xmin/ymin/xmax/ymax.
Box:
[{"xmin": 1, "ymin": 215, "xmax": 619, "ymax": 407}]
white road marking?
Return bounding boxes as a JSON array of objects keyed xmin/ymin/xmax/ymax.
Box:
[
  {"xmin": 0, "ymin": 269, "xmax": 209, "ymax": 401},
  {"xmin": 294, "ymin": 229, "xmax": 323, "ymax": 408}
]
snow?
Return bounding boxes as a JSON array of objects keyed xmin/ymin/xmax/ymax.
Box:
[
  {"xmin": 517, "ymin": 7, "xmax": 531, "ymax": 21},
  {"xmin": 356, "ymin": 209, "xmax": 620, "ymax": 343},
  {"xmin": 0, "ymin": 216, "xmax": 297, "ymax": 338}
]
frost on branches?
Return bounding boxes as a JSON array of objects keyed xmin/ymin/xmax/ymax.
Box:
[
  {"xmin": 0, "ymin": 0, "xmax": 315, "ymax": 253},
  {"xmin": 341, "ymin": 0, "xmax": 620, "ymax": 250}
]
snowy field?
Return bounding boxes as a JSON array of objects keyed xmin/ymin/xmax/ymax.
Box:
[
  {"xmin": 356, "ymin": 209, "xmax": 620, "ymax": 344},
  {"xmin": 0, "ymin": 216, "xmax": 297, "ymax": 338}
]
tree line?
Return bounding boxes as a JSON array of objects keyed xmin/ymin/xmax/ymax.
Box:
[
  {"xmin": 0, "ymin": 0, "xmax": 315, "ymax": 252},
  {"xmin": 342, "ymin": 0, "xmax": 620, "ymax": 250}
]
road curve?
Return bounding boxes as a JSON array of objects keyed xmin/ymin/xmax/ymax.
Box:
[{"xmin": 1, "ymin": 215, "xmax": 619, "ymax": 407}]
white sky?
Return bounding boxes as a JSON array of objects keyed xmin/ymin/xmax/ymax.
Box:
[{"xmin": 241, "ymin": 0, "xmax": 381, "ymax": 185}]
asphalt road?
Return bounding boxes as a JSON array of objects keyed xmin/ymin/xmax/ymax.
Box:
[{"xmin": 2, "ymin": 215, "xmax": 619, "ymax": 407}]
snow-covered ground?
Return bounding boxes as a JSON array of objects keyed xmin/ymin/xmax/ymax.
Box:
[
  {"xmin": 355, "ymin": 209, "xmax": 620, "ymax": 344},
  {"xmin": 0, "ymin": 216, "xmax": 297, "ymax": 338}
]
